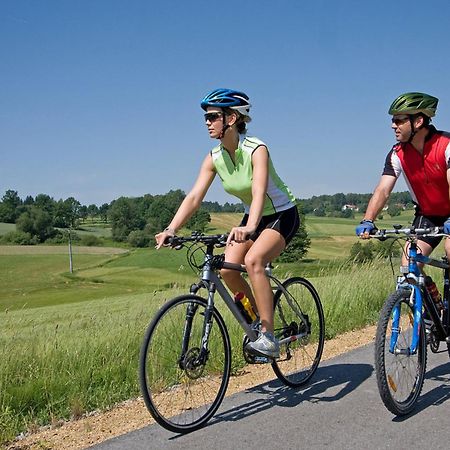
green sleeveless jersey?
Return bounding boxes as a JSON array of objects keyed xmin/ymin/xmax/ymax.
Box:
[{"xmin": 210, "ymin": 136, "xmax": 296, "ymax": 215}]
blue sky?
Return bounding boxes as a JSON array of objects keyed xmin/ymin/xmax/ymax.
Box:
[{"xmin": 1, "ymin": 0, "xmax": 450, "ymax": 206}]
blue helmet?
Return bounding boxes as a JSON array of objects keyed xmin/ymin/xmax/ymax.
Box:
[{"xmin": 201, "ymin": 88, "xmax": 251, "ymax": 116}]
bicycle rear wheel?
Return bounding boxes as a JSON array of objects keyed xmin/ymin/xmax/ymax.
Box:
[
  {"xmin": 272, "ymin": 277, "xmax": 325, "ymax": 387},
  {"xmin": 374, "ymin": 289, "xmax": 427, "ymax": 415},
  {"xmin": 139, "ymin": 295, "xmax": 231, "ymax": 433}
]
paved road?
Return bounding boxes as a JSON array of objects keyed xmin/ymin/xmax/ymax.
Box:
[{"xmin": 90, "ymin": 342, "xmax": 450, "ymax": 450}]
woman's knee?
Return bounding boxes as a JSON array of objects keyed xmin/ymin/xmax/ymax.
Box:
[{"xmin": 244, "ymin": 253, "xmax": 264, "ymax": 275}]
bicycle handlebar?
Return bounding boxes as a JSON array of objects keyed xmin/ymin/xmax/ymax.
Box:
[
  {"xmin": 370, "ymin": 226, "xmax": 447, "ymax": 240},
  {"xmin": 165, "ymin": 232, "xmax": 229, "ymax": 249}
]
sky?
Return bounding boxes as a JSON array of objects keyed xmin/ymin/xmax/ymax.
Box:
[{"xmin": 1, "ymin": 0, "xmax": 450, "ymax": 207}]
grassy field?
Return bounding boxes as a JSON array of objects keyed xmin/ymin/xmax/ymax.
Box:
[
  {"xmin": 0, "ymin": 209, "xmax": 431, "ymax": 443},
  {"xmin": 0, "ymin": 222, "xmax": 15, "ymax": 235}
]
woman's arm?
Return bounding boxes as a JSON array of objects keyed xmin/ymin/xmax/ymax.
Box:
[
  {"xmin": 227, "ymin": 145, "xmax": 269, "ymax": 243},
  {"xmin": 247, "ymin": 145, "xmax": 269, "ymax": 229},
  {"xmin": 155, "ymin": 154, "xmax": 216, "ymax": 248}
]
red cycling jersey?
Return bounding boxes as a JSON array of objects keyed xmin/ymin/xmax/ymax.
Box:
[{"xmin": 383, "ymin": 126, "xmax": 450, "ymax": 216}]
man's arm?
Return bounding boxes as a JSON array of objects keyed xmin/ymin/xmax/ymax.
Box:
[{"xmin": 363, "ymin": 175, "xmax": 397, "ymax": 221}]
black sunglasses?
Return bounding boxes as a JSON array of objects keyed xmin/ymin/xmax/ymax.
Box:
[
  {"xmin": 391, "ymin": 116, "xmax": 410, "ymax": 126},
  {"xmin": 204, "ymin": 112, "xmax": 223, "ymax": 122}
]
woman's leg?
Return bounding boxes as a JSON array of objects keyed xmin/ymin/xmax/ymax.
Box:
[
  {"xmin": 244, "ymin": 228, "xmax": 286, "ymax": 333},
  {"xmin": 220, "ymin": 240, "xmax": 257, "ymax": 309}
]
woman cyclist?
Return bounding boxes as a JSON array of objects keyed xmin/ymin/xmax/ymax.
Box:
[{"xmin": 155, "ymin": 88, "xmax": 299, "ymax": 359}]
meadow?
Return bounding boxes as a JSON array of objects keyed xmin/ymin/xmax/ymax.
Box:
[{"xmin": 0, "ymin": 210, "xmax": 429, "ymax": 443}]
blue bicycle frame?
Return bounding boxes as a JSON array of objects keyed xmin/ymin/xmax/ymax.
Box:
[{"xmin": 391, "ymin": 242, "xmax": 449, "ymax": 355}]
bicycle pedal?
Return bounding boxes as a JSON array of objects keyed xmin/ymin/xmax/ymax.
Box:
[{"xmin": 252, "ymin": 355, "xmax": 271, "ymax": 364}]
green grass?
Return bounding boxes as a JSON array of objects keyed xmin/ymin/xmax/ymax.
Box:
[
  {"xmin": 0, "ymin": 209, "xmax": 436, "ymax": 444},
  {"xmin": 0, "ymin": 257, "xmax": 398, "ymax": 443},
  {"xmin": 0, "ymin": 222, "xmax": 15, "ymax": 236}
]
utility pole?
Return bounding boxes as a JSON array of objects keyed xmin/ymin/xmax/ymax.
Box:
[{"xmin": 68, "ymin": 228, "xmax": 73, "ymax": 273}]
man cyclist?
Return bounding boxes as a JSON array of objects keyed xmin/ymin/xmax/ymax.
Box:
[{"xmin": 356, "ymin": 92, "xmax": 450, "ymax": 270}]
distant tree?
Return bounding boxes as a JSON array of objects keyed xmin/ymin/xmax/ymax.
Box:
[
  {"xmin": 23, "ymin": 195, "xmax": 35, "ymax": 205},
  {"xmin": 87, "ymin": 204, "xmax": 99, "ymax": 221},
  {"xmin": 0, "ymin": 189, "xmax": 22, "ymax": 223},
  {"xmin": 16, "ymin": 206, "xmax": 55, "ymax": 242},
  {"xmin": 202, "ymin": 201, "xmax": 222, "ymax": 213},
  {"xmin": 340, "ymin": 209, "xmax": 355, "ymax": 219},
  {"xmin": 387, "ymin": 204, "xmax": 401, "ymax": 217},
  {"xmin": 79, "ymin": 205, "xmax": 88, "ymax": 222},
  {"xmin": 186, "ymin": 209, "xmax": 211, "ymax": 232},
  {"xmin": 34, "ymin": 193, "xmax": 55, "ymax": 216},
  {"xmin": 331, "ymin": 193, "xmax": 346, "ymax": 211},
  {"xmin": 146, "ymin": 190, "xmax": 185, "ymax": 234},
  {"xmin": 127, "ymin": 230, "xmax": 151, "ymax": 248},
  {"xmin": 222, "ymin": 202, "xmax": 244, "ymax": 213},
  {"xmin": 313, "ymin": 207, "xmax": 326, "ymax": 217},
  {"xmin": 53, "ymin": 197, "xmax": 82, "ymax": 228},
  {"xmin": 109, "ymin": 197, "xmax": 145, "ymax": 241},
  {"xmin": 99, "ymin": 203, "xmax": 109, "ymax": 223}
]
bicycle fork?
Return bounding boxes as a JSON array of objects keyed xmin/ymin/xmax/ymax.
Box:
[
  {"xmin": 390, "ymin": 285, "xmax": 422, "ymax": 356},
  {"xmin": 178, "ymin": 296, "xmax": 215, "ymax": 371}
]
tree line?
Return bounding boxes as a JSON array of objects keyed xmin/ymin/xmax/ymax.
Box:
[
  {"xmin": 0, "ymin": 189, "xmax": 245, "ymax": 247},
  {"xmin": 0, "ymin": 188, "xmax": 412, "ymax": 260},
  {"xmin": 300, "ymin": 191, "xmax": 412, "ymax": 218}
]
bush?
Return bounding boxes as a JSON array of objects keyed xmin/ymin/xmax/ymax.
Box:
[
  {"xmin": 80, "ymin": 235, "xmax": 102, "ymax": 247},
  {"xmin": 349, "ymin": 241, "xmax": 375, "ymax": 263},
  {"xmin": 0, "ymin": 231, "xmax": 38, "ymax": 245},
  {"xmin": 349, "ymin": 240, "xmax": 401, "ymax": 263},
  {"xmin": 127, "ymin": 230, "xmax": 151, "ymax": 248},
  {"xmin": 45, "ymin": 230, "xmax": 80, "ymax": 245}
]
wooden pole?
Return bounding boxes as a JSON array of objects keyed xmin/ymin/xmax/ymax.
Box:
[{"xmin": 68, "ymin": 229, "xmax": 73, "ymax": 273}]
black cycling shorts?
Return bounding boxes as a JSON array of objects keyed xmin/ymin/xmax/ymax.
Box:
[
  {"xmin": 239, "ymin": 206, "xmax": 300, "ymax": 245},
  {"xmin": 412, "ymin": 214, "xmax": 448, "ymax": 249}
]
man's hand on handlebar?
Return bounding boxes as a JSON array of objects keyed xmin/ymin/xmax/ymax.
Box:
[{"xmin": 355, "ymin": 219, "xmax": 378, "ymax": 239}]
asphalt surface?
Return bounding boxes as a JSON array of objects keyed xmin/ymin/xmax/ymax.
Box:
[{"xmin": 90, "ymin": 342, "xmax": 450, "ymax": 450}]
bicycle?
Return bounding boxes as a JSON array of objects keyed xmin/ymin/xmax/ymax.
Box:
[
  {"xmin": 139, "ymin": 232, "xmax": 325, "ymax": 433},
  {"xmin": 369, "ymin": 225, "xmax": 450, "ymax": 415}
]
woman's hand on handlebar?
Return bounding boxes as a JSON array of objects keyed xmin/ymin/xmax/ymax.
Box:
[
  {"xmin": 226, "ymin": 225, "xmax": 254, "ymax": 245},
  {"xmin": 154, "ymin": 228, "xmax": 175, "ymax": 250}
]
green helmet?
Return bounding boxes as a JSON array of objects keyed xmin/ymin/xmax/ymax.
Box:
[{"xmin": 388, "ymin": 92, "xmax": 439, "ymax": 117}]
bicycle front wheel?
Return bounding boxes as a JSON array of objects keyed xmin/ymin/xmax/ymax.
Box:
[
  {"xmin": 272, "ymin": 277, "xmax": 325, "ymax": 387},
  {"xmin": 139, "ymin": 295, "xmax": 231, "ymax": 433},
  {"xmin": 374, "ymin": 289, "xmax": 427, "ymax": 415}
]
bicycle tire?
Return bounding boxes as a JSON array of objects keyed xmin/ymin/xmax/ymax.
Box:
[
  {"xmin": 139, "ymin": 295, "xmax": 231, "ymax": 433},
  {"xmin": 374, "ymin": 289, "xmax": 427, "ymax": 415},
  {"xmin": 271, "ymin": 277, "xmax": 325, "ymax": 387}
]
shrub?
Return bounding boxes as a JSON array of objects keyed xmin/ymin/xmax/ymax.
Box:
[
  {"xmin": 349, "ymin": 241, "xmax": 375, "ymax": 263},
  {"xmin": 0, "ymin": 231, "xmax": 38, "ymax": 245},
  {"xmin": 80, "ymin": 235, "xmax": 102, "ymax": 247},
  {"xmin": 127, "ymin": 230, "xmax": 151, "ymax": 248}
]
